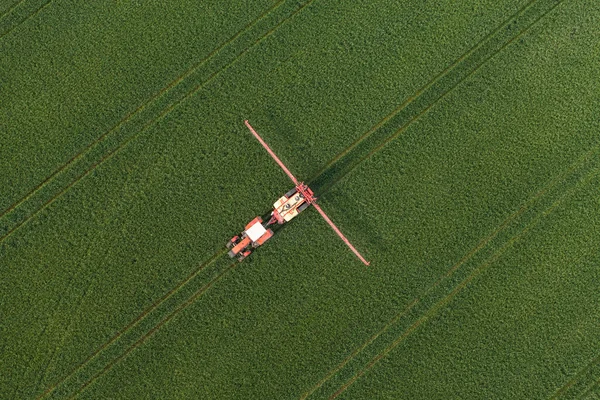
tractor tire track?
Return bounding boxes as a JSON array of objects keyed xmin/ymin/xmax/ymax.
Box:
[
  {"xmin": 309, "ymin": 0, "xmax": 565, "ymax": 195},
  {"xmin": 0, "ymin": 0, "xmax": 315, "ymax": 246},
  {"xmin": 0, "ymin": 0, "xmax": 27, "ymax": 22},
  {"xmin": 67, "ymin": 259, "xmax": 239, "ymax": 400},
  {"xmin": 35, "ymin": 249, "xmax": 225, "ymax": 400},
  {"xmin": 0, "ymin": 0, "xmax": 284, "ymax": 220},
  {"xmin": 10, "ymin": 278, "xmax": 71, "ymax": 399},
  {"xmin": 0, "ymin": 0, "xmax": 51, "ymax": 41},
  {"xmin": 29, "ymin": 277, "xmax": 93, "ymax": 398},
  {"xmin": 327, "ymin": 163, "xmax": 600, "ymax": 400},
  {"xmin": 576, "ymin": 377, "xmax": 600, "ymax": 400},
  {"xmin": 299, "ymin": 299, "xmax": 419, "ymax": 400},
  {"xmin": 310, "ymin": 0, "xmax": 537, "ymax": 181},
  {"xmin": 550, "ymin": 353, "xmax": 600, "ymax": 400},
  {"xmin": 302, "ymin": 143, "xmax": 600, "ymax": 399}
]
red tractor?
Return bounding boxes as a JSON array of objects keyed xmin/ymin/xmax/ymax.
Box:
[
  {"xmin": 227, "ymin": 183, "xmax": 315, "ymax": 261},
  {"xmin": 227, "ymin": 217, "xmax": 273, "ymax": 261}
]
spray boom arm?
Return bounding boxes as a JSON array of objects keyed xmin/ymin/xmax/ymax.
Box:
[
  {"xmin": 244, "ymin": 120, "xmax": 299, "ymax": 186},
  {"xmin": 244, "ymin": 120, "xmax": 370, "ymax": 266}
]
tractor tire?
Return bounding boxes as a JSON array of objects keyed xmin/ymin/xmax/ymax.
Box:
[
  {"xmin": 298, "ymin": 202, "xmax": 310, "ymax": 212},
  {"xmin": 285, "ymin": 187, "xmax": 297, "ymax": 198}
]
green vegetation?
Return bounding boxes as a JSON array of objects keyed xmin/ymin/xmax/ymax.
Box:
[{"xmin": 1, "ymin": 0, "xmax": 599, "ymax": 399}]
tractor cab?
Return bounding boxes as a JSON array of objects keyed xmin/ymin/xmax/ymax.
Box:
[{"xmin": 227, "ymin": 217, "xmax": 273, "ymax": 261}]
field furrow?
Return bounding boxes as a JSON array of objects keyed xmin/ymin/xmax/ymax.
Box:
[
  {"xmin": 0, "ymin": 0, "xmax": 318, "ymax": 245},
  {"xmin": 551, "ymin": 355, "xmax": 600, "ymax": 400},
  {"xmin": 0, "ymin": 0, "xmax": 27, "ymax": 21},
  {"xmin": 0, "ymin": 0, "xmax": 50, "ymax": 41},
  {"xmin": 310, "ymin": 0, "xmax": 565, "ymax": 195},
  {"xmin": 2, "ymin": 0, "xmax": 598, "ymax": 399},
  {"xmin": 304, "ymin": 149, "xmax": 600, "ymax": 398}
]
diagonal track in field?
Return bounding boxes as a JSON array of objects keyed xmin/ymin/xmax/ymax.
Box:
[
  {"xmin": 326, "ymin": 158, "xmax": 600, "ymax": 399},
  {"xmin": 550, "ymin": 353, "xmax": 600, "ymax": 400},
  {"xmin": 36, "ymin": 249, "xmax": 226, "ymax": 399},
  {"xmin": 8, "ymin": 0, "xmax": 574, "ymax": 396},
  {"xmin": 67, "ymin": 259, "xmax": 240, "ymax": 400},
  {"xmin": 302, "ymin": 142, "xmax": 600, "ymax": 399},
  {"xmin": 0, "ymin": 0, "xmax": 317, "ymax": 246},
  {"xmin": 0, "ymin": 0, "xmax": 51, "ymax": 41},
  {"xmin": 15, "ymin": 264, "xmax": 96, "ymax": 399},
  {"xmin": 11, "ymin": 269, "xmax": 79, "ymax": 398},
  {"xmin": 31, "ymin": 2, "xmax": 320, "ymax": 396},
  {"xmin": 309, "ymin": 0, "xmax": 564, "ymax": 196},
  {"xmin": 0, "ymin": 0, "xmax": 28, "ymax": 22},
  {"xmin": 575, "ymin": 377, "xmax": 600, "ymax": 400}
]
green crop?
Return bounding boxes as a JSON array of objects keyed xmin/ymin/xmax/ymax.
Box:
[{"xmin": 1, "ymin": 0, "xmax": 599, "ymax": 399}]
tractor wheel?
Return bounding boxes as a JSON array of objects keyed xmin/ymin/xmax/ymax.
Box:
[
  {"xmin": 298, "ymin": 202, "xmax": 310, "ymax": 212},
  {"xmin": 238, "ymin": 250, "xmax": 252, "ymax": 262},
  {"xmin": 226, "ymin": 236, "xmax": 238, "ymax": 249},
  {"xmin": 285, "ymin": 187, "xmax": 297, "ymax": 197}
]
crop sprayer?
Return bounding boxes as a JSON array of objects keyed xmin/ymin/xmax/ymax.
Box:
[{"xmin": 227, "ymin": 120, "xmax": 370, "ymax": 266}]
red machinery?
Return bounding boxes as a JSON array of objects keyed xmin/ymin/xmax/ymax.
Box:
[{"xmin": 227, "ymin": 120, "xmax": 370, "ymax": 266}]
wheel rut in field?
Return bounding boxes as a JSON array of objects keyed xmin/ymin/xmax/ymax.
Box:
[
  {"xmin": 0, "ymin": 0, "xmax": 316, "ymax": 247},
  {"xmin": 309, "ymin": 0, "xmax": 565, "ymax": 196},
  {"xmin": 0, "ymin": 0, "xmax": 29, "ymax": 25},
  {"xmin": 17, "ymin": 1, "xmax": 319, "ymax": 398},
  {"xmin": 306, "ymin": 145, "xmax": 600, "ymax": 399},
  {"xmin": 36, "ymin": 249, "xmax": 229, "ymax": 399},
  {"xmin": 550, "ymin": 354, "xmax": 600, "ymax": 400},
  {"xmin": 0, "ymin": 0, "xmax": 51, "ymax": 41},
  {"xmin": 10, "ymin": 0, "xmax": 578, "ymax": 397}
]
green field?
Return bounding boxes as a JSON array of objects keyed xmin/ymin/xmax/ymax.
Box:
[{"xmin": 1, "ymin": 0, "xmax": 599, "ymax": 399}]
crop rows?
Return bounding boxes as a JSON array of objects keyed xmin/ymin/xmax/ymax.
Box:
[
  {"xmin": 2, "ymin": 0, "xmax": 599, "ymax": 398},
  {"xmin": 0, "ymin": 0, "xmax": 51, "ymax": 40},
  {"xmin": 308, "ymin": 0, "xmax": 600, "ymax": 397},
  {"xmin": 19, "ymin": 0, "xmax": 556, "ymax": 396},
  {"xmin": 81, "ymin": 0, "xmax": 600, "ymax": 396}
]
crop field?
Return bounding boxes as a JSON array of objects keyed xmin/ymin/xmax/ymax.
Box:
[{"xmin": 1, "ymin": 0, "xmax": 599, "ymax": 399}]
